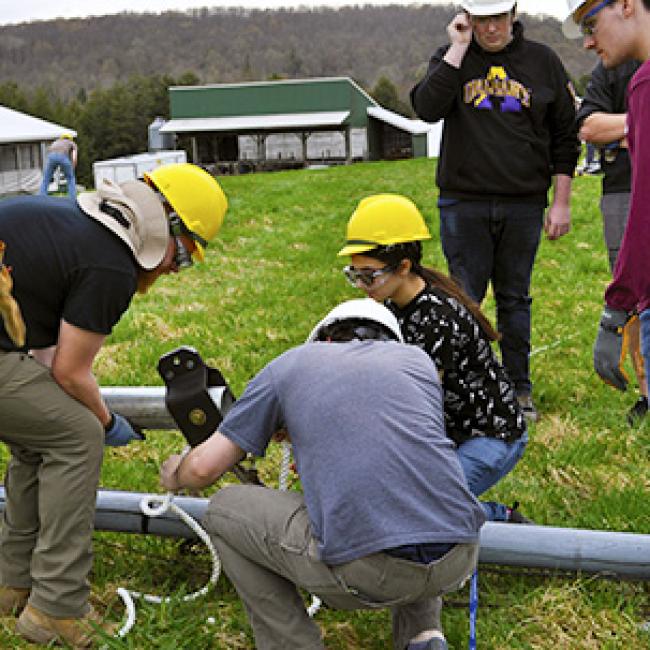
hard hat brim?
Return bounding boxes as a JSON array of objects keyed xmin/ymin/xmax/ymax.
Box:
[
  {"xmin": 192, "ymin": 241, "xmax": 206, "ymax": 263},
  {"xmin": 337, "ymin": 243, "xmax": 377, "ymax": 257}
]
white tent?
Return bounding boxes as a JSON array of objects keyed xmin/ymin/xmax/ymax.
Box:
[{"xmin": 0, "ymin": 105, "xmax": 76, "ymax": 196}]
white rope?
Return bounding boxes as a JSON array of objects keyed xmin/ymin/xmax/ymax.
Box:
[
  {"xmin": 114, "ymin": 440, "xmax": 318, "ymax": 639},
  {"xmin": 279, "ymin": 440, "xmax": 322, "ymax": 618},
  {"xmin": 114, "ymin": 447, "xmax": 221, "ymax": 639},
  {"xmin": 530, "ymin": 333, "xmax": 579, "ymax": 358},
  {"xmin": 278, "ymin": 440, "xmax": 292, "ymax": 491}
]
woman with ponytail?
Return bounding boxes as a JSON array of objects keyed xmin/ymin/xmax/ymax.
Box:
[{"xmin": 339, "ymin": 194, "xmax": 530, "ymax": 522}]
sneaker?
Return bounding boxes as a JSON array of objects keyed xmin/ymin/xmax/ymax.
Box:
[
  {"xmin": 0, "ymin": 585, "xmax": 29, "ymax": 615},
  {"xmin": 16, "ymin": 603, "xmax": 116, "ymax": 648},
  {"xmin": 408, "ymin": 636, "xmax": 448, "ymax": 650},
  {"xmin": 507, "ymin": 501, "xmax": 535, "ymax": 524},
  {"xmin": 517, "ymin": 394, "xmax": 538, "ymax": 422},
  {"xmin": 627, "ymin": 395, "xmax": 648, "ymax": 426}
]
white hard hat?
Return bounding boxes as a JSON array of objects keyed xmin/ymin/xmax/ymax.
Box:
[
  {"xmin": 562, "ymin": 0, "xmax": 591, "ymax": 38},
  {"xmin": 307, "ymin": 298, "xmax": 404, "ymax": 343},
  {"xmin": 460, "ymin": 0, "xmax": 516, "ymax": 16}
]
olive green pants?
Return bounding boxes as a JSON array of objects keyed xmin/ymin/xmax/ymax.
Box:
[
  {"xmin": 203, "ymin": 485, "xmax": 479, "ymax": 650},
  {"xmin": 0, "ymin": 351, "xmax": 103, "ymax": 617}
]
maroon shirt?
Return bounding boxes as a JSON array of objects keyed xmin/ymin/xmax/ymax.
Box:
[{"xmin": 606, "ymin": 60, "xmax": 650, "ymax": 313}]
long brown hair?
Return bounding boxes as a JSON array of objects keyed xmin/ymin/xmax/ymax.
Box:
[{"xmin": 366, "ymin": 242, "xmax": 500, "ymax": 342}]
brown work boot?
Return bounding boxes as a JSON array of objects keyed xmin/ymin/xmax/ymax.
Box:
[
  {"xmin": 0, "ymin": 585, "xmax": 29, "ymax": 615},
  {"xmin": 16, "ymin": 603, "xmax": 115, "ymax": 648}
]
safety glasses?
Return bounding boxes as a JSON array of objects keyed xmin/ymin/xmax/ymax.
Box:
[
  {"xmin": 169, "ymin": 212, "xmax": 194, "ymax": 269},
  {"xmin": 580, "ymin": 0, "xmax": 614, "ymax": 36},
  {"xmin": 343, "ymin": 264, "xmax": 396, "ymax": 288}
]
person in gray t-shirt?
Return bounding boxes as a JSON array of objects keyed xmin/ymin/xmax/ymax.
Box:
[{"xmin": 161, "ymin": 298, "xmax": 485, "ymax": 650}]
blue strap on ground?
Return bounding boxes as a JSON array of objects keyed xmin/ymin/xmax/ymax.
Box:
[{"xmin": 469, "ymin": 569, "xmax": 478, "ymax": 650}]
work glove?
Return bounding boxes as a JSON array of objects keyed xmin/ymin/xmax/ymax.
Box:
[
  {"xmin": 0, "ymin": 241, "xmax": 26, "ymax": 348},
  {"xmin": 593, "ymin": 306, "xmax": 633, "ymax": 391},
  {"xmin": 104, "ymin": 412, "xmax": 145, "ymax": 447}
]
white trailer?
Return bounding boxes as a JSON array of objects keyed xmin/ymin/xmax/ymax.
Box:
[{"xmin": 92, "ymin": 150, "xmax": 187, "ymax": 188}]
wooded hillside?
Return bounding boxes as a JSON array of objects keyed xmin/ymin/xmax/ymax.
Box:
[{"xmin": 0, "ymin": 4, "xmax": 597, "ymax": 102}]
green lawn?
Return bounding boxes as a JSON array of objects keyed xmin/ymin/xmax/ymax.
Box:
[{"xmin": 1, "ymin": 158, "xmax": 648, "ymax": 648}]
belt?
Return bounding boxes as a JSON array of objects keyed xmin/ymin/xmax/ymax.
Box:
[{"xmin": 384, "ymin": 542, "xmax": 456, "ymax": 564}]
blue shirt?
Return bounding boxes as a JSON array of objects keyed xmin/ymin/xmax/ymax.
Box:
[{"xmin": 219, "ymin": 340, "xmax": 485, "ymax": 564}]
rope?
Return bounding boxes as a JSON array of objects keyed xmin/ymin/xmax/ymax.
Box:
[
  {"xmin": 530, "ymin": 333, "xmax": 579, "ymax": 358},
  {"xmin": 114, "ymin": 491, "xmax": 222, "ymax": 638},
  {"xmin": 113, "ymin": 439, "xmax": 320, "ymax": 639},
  {"xmin": 279, "ymin": 440, "xmax": 322, "ymax": 618},
  {"xmin": 278, "ymin": 440, "xmax": 292, "ymax": 491}
]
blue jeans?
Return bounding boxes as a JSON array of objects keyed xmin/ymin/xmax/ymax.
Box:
[
  {"xmin": 457, "ymin": 432, "xmax": 528, "ymax": 521},
  {"xmin": 439, "ymin": 199, "xmax": 544, "ymax": 394},
  {"xmin": 39, "ymin": 152, "xmax": 77, "ymax": 197}
]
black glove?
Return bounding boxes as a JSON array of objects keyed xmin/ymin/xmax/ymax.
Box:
[
  {"xmin": 104, "ymin": 412, "xmax": 145, "ymax": 447},
  {"xmin": 593, "ymin": 306, "xmax": 633, "ymax": 391}
]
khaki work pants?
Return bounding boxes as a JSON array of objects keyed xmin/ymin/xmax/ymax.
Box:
[
  {"xmin": 203, "ymin": 485, "xmax": 479, "ymax": 650},
  {"xmin": 0, "ymin": 351, "xmax": 103, "ymax": 617}
]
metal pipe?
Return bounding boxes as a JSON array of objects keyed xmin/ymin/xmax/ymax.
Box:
[
  {"xmin": 0, "ymin": 486, "xmax": 648, "ymax": 578},
  {"xmin": 102, "ymin": 386, "xmax": 176, "ymax": 430},
  {"xmin": 479, "ymin": 523, "xmax": 650, "ymax": 579},
  {"xmin": 94, "ymin": 389, "xmax": 650, "ymax": 578}
]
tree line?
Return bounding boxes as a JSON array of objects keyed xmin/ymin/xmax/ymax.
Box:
[
  {"xmin": 0, "ymin": 5, "xmax": 597, "ymax": 186},
  {"xmin": 0, "ymin": 5, "xmax": 596, "ymax": 99}
]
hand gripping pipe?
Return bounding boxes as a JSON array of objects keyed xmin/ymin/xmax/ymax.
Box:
[{"xmin": 102, "ymin": 387, "xmax": 322, "ymax": 633}]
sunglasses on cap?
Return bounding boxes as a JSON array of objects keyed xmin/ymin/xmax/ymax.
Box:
[{"xmin": 343, "ymin": 264, "xmax": 396, "ymax": 288}]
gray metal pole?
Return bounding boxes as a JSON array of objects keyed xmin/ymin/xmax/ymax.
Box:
[
  {"xmin": 102, "ymin": 386, "xmax": 176, "ymax": 430},
  {"xmin": 1, "ymin": 485, "xmax": 649, "ymax": 579},
  {"xmin": 97, "ymin": 387, "xmax": 650, "ymax": 578}
]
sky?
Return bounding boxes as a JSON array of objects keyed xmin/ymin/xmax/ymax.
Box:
[{"xmin": 1, "ymin": 0, "xmax": 569, "ymax": 26}]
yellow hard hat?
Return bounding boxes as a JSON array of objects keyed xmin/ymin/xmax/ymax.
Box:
[
  {"xmin": 144, "ymin": 163, "xmax": 228, "ymax": 262},
  {"xmin": 61, "ymin": 132, "xmax": 74, "ymax": 140},
  {"xmin": 338, "ymin": 194, "xmax": 431, "ymax": 257}
]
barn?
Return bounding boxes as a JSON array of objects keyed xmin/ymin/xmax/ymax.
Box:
[{"xmin": 159, "ymin": 77, "xmax": 442, "ymax": 173}]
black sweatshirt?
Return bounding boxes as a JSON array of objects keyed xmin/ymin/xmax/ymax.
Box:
[
  {"xmin": 411, "ymin": 22, "xmax": 579, "ymax": 203},
  {"xmin": 576, "ymin": 60, "xmax": 640, "ymax": 195}
]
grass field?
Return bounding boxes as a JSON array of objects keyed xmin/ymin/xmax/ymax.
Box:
[{"xmin": 1, "ymin": 158, "xmax": 649, "ymax": 648}]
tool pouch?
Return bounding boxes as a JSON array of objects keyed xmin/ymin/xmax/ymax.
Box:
[{"xmin": 157, "ymin": 346, "xmax": 235, "ymax": 448}]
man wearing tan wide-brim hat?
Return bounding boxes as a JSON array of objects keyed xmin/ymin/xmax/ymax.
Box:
[{"xmin": 0, "ymin": 163, "xmax": 227, "ymax": 647}]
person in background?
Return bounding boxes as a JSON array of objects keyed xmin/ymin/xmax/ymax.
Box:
[
  {"xmin": 339, "ymin": 194, "xmax": 531, "ymax": 524},
  {"xmin": 576, "ymin": 59, "xmax": 646, "ymax": 423},
  {"xmin": 161, "ymin": 299, "xmax": 485, "ymax": 650},
  {"xmin": 411, "ymin": 0, "xmax": 580, "ymax": 421},
  {"xmin": 561, "ymin": 0, "xmax": 650, "ymax": 406},
  {"xmin": 39, "ymin": 133, "xmax": 78, "ymax": 198},
  {"xmin": 0, "ymin": 163, "xmax": 227, "ymax": 648}
]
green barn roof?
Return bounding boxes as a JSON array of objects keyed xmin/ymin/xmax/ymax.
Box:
[{"xmin": 168, "ymin": 77, "xmax": 377, "ymax": 129}]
